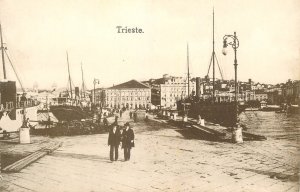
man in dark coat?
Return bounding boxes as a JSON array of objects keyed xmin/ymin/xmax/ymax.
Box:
[
  {"xmin": 120, "ymin": 110, "xmax": 123, "ymax": 118},
  {"xmin": 122, "ymin": 122, "xmax": 135, "ymax": 161},
  {"xmin": 103, "ymin": 117, "xmax": 108, "ymax": 127},
  {"xmin": 108, "ymin": 125, "xmax": 121, "ymax": 161}
]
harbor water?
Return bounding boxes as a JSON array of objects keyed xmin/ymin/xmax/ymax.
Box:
[{"xmin": 240, "ymin": 111, "xmax": 300, "ymax": 142}]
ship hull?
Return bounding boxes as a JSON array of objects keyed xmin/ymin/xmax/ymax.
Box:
[
  {"xmin": 260, "ymin": 107, "xmax": 281, "ymax": 112},
  {"xmin": 50, "ymin": 105, "xmax": 91, "ymax": 122},
  {"xmin": 287, "ymin": 105, "xmax": 300, "ymax": 114},
  {"xmin": 0, "ymin": 106, "xmax": 38, "ymax": 133},
  {"xmin": 178, "ymin": 101, "xmax": 247, "ymax": 127}
]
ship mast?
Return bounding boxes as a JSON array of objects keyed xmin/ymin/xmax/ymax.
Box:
[
  {"xmin": 0, "ymin": 23, "xmax": 7, "ymax": 79},
  {"xmin": 187, "ymin": 43, "xmax": 190, "ymax": 97},
  {"xmin": 0, "ymin": 23, "xmax": 25, "ymax": 92},
  {"xmin": 212, "ymin": 8, "xmax": 215, "ymax": 102},
  {"xmin": 81, "ymin": 62, "xmax": 85, "ymax": 98},
  {"xmin": 66, "ymin": 52, "xmax": 73, "ymax": 99},
  {"xmin": 206, "ymin": 8, "xmax": 224, "ymax": 97}
]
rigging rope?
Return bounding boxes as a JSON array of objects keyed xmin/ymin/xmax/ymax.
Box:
[
  {"xmin": 207, "ymin": 52, "xmax": 224, "ymax": 80},
  {"xmin": 206, "ymin": 54, "xmax": 213, "ymax": 77},
  {"xmin": 4, "ymin": 49, "xmax": 25, "ymax": 92},
  {"xmin": 214, "ymin": 54, "xmax": 224, "ymax": 80}
]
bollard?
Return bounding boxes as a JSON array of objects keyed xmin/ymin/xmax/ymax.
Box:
[
  {"xmin": 173, "ymin": 114, "xmax": 177, "ymax": 120},
  {"xmin": 197, "ymin": 116, "xmax": 201, "ymax": 124},
  {"xmin": 19, "ymin": 128, "xmax": 30, "ymax": 144},
  {"xmin": 197, "ymin": 115, "xmax": 201, "ymax": 124},
  {"xmin": 200, "ymin": 119, "xmax": 205, "ymax": 126},
  {"xmin": 167, "ymin": 112, "xmax": 170, "ymax": 117},
  {"xmin": 145, "ymin": 115, "xmax": 149, "ymax": 122},
  {"xmin": 232, "ymin": 126, "xmax": 243, "ymax": 143}
]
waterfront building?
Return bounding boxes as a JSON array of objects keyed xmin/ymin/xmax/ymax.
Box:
[
  {"xmin": 144, "ymin": 74, "xmax": 196, "ymax": 109},
  {"xmin": 283, "ymin": 80, "xmax": 300, "ymax": 105},
  {"xmin": 36, "ymin": 91, "xmax": 57, "ymax": 104},
  {"xmin": 254, "ymin": 90, "xmax": 268, "ymax": 101},
  {"xmin": 105, "ymin": 79, "xmax": 151, "ymax": 109},
  {"xmin": 92, "ymin": 88, "xmax": 106, "ymax": 107},
  {"xmin": 241, "ymin": 90, "xmax": 256, "ymax": 101}
]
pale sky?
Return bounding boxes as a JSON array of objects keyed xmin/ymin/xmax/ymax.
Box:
[{"xmin": 0, "ymin": 0, "xmax": 299, "ymax": 89}]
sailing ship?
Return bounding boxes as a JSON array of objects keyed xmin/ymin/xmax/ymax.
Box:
[
  {"xmin": 49, "ymin": 53, "xmax": 92, "ymax": 122},
  {"xmin": 177, "ymin": 10, "xmax": 247, "ymax": 127},
  {"xmin": 0, "ymin": 23, "xmax": 39, "ymax": 134}
]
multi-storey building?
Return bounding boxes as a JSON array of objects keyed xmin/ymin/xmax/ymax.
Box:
[
  {"xmin": 92, "ymin": 88, "xmax": 106, "ymax": 107},
  {"xmin": 105, "ymin": 79, "xmax": 151, "ymax": 109},
  {"xmin": 144, "ymin": 74, "xmax": 196, "ymax": 109},
  {"xmin": 283, "ymin": 80, "xmax": 300, "ymax": 105},
  {"xmin": 254, "ymin": 90, "xmax": 268, "ymax": 101}
]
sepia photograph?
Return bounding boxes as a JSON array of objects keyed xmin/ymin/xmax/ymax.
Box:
[{"xmin": 0, "ymin": 0, "xmax": 299, "ymax": 191}]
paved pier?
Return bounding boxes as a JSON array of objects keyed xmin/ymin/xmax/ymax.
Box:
[{"xmin": 0, "ymin": 112, "xmax": 299, "ymax": 191}]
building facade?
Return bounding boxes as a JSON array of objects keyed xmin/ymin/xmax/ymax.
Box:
[
  {"xmin": 144, "ymin": 74, "xmax": 196, "ymax": 109},
  {"xmin": 92, "ymin": 88, "xmax": 106, "ymax": 107},
  {"xmin": 283, "ymin": 80, "xmax": 300, "ymax": 105},
  {"xmin": 105, "ymin": 80, "xmax": 151, "ymax": 109},
  {"xmin": 254, "ymin": 90, "xmax": 268, "ymax": 101}
]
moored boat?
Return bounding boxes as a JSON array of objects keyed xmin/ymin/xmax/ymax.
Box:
[
  {"xmin": 177, "ymin": 10, "xmax": 246, "ymax": 127},
  {"xmin": 276, "ymin": 104, "xmax": 300, "ymax": 114},
  {"xmin": 0, "ymin": 23, "xmax": 39, "ymax": 134},
  {"xmin": 287, "ymin": 105, "xmax": 300, "ymax": 114},
  {"xmin": 245, "ymin": 107, "xmax": 259, "ymax": 111},
  {"xmin": 259, "ymin": 101, "xmax": 281, "ymax": 111},
  {"xmin": 47, "ymin": 53, "xmax": 92, "ymax": 122}
]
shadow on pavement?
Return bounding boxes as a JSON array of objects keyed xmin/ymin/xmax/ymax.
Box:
[
  {"xmin": 175, "ymin": 128, "xmax": 231, "ymax": 143},
  {"xmin": 50, "ymin": 152, "xmax": 112, "ymax": 163},
  {"xmin": 240, "ymin": 167, "xmax": 299, "ymax": 182}
]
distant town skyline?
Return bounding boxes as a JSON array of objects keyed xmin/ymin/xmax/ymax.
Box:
[{"xmin": 0, "ymin": 0, "xmax": 299, "ymax": 89}]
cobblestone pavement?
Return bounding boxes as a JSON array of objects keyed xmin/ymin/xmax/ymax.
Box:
[{"xmin": 0, "ymin": 112, "xmax": 299, "ymax": 192}]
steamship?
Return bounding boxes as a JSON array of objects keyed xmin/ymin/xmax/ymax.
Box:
[
  {"xmin": 0, "ymin": 23, "xmax": 39, "ymax": 134},
  {"xmin": 48, "ymin": 53, "xmax": 92, "ymax": 122}
]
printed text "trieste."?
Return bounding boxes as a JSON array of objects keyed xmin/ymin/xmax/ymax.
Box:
[{"xmin": 116, "ymin": 26, "xmax": 144, "ymax": 33}]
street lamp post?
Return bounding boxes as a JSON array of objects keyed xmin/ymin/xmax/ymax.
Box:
[
  {"xmin": 222, "ymin": 31, "xmax": 243, "ymax": 143},
  {"xmin": 93, "ymin": 78, "xmax": 100, "ymax": 104}
]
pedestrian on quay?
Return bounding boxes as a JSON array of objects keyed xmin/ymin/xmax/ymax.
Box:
[
  {"xmin": 23, "ymin": 118, "xmax": 30, "ymax": 128},
  {"xmin": 45, "ymin": 116, "xmax": 51, "ymax": 129},
  {"xmin": 103, "ymin": 117, "xmax": 109, "ymax": 130},
  {"xmin": 98, "ymin": 112, "xmax": 102, "ymax": 124},
  {"xmin": 108, "ymin": 125, "xmax": 121, "ymax": 161},
  {"xmin": 122, "ymin": 122, "xmax": 135, "ymax": 161},
  {"xmin": 133, "ymin": 112, "xmax": 137, "ymax": 122},
  {"xmin": 129, "ymin": 111, "xmax": 132, "ymax": 119},
  {"xmin": 120, "ymin": 110, "xmax": 123, "ymax": 118}
]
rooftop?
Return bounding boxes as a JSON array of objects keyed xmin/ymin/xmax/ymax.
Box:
[{"xmin": 108, "ymin": 79, "xmax": 150, "ymax": 89}]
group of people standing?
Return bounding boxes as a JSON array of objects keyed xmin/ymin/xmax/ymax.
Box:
[{"xmin": 107, "ymin": 122, "xmax": 135, "ymax": 162}]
